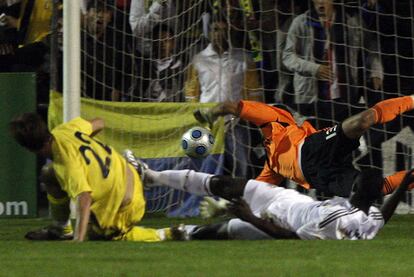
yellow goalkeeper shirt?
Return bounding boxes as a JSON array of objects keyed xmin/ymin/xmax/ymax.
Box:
[{"xmin": 51, "ymin": 117, "xmax": 145, "ymax": 229}]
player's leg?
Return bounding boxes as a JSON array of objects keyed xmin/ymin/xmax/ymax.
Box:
[
  {"xmin": 190, "ymin": 221, "xmax": 230, "ymax": 240},
  {"xmin": 119, "ymin": 226, "xmax": 191, "ymax": 242},
  {"xmin": 89, "ymin": 223, "xmax": 195, "ymax": 242},
  {"xmin": 342, "ymin": 96, "xmax": 414, "ymax": 139},
  {"xmin": 145, "ymin": 169, "xmax": 247, "ymax": 200},
  {"xmin": 25, "ymin": 164, "xmax": 73, "ymax": 240},
  {"xmin": 190, "ymin": 218, "xmax": 272, "ymax": 240},
  {"xmin": 382, "ymin": 170, "xmax": 414, "ymax": 195}
]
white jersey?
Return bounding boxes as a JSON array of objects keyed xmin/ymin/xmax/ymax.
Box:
[{"xmin": 243, "ymin": 180, "xmax": 385, "ymax": 240}]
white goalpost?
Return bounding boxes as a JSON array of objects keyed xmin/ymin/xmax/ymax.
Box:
[{"xmin": 63, "ymin": 0, "xmax": 81, "ymax": 121}]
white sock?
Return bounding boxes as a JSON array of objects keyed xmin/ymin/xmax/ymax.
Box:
[{"xmin": 147, "ymin": 169, "xmax": 213, "ymax": 196}]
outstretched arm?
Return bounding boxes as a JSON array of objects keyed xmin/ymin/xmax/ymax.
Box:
[
  {"xmin": 129, "ymin": 0, "xmax": 169, "ymax": 37},
  {"xmin": 194, "ymin": 101, "xmax": 297, "ymax": 130},
  {"xmin": 74, "ymin": 191, "xmax": 92, "ymax": 242},
  {"xmin": 193, "ymin": 102, "xmax": 240, "ymax": 127},
  {"xmin": 381, "ymin": 169, "xmax": 414, "ymax": 223},
  {"xmin": 228, "ymin": 198, "xmax": 299, "ymax": 239},
  {"xmin": 342, "ymin": 96, "xmax": 414, "ymax": 139}
]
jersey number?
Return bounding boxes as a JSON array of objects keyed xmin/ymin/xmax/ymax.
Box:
[{"xmin": 75, "ymin": 132, "xmax": 112, "ymax": 178}]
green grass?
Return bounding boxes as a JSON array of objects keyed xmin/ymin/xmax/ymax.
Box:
[{"xmin": 1, "ymin": 215, "xmax": 414, "ymax": 277}]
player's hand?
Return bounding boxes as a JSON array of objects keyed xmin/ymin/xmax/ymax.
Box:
[
  {"xmin": 228, "ymin": 198, "xmax": 255, "ymax": 222},
  {"xmin": 371, "ymin": 77, "xmax": 383, "ymax": 91},
  {"xmin": 199, "ymin": 197, "xmax": 229, "ymax": 219},
  {"xmin": 193, "ymin": 108, "xmax": 216, "ymax": 128},
  {"xmin": 317, "ymin": 64, "xmax": 334, "ymax": 81}
]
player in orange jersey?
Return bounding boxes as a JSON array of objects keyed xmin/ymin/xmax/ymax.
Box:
[{"xmin": 195, "ymin": 95, "xmax": 414, "ymax": 197}]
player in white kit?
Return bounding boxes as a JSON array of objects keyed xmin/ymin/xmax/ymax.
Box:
[{"xmin": 139, "ymin": 162, "xmax": 414, "ymax": 240}]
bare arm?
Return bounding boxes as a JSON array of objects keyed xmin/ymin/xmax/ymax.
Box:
[
  {"xmin": 88, "ymin": 118, "xmax": 104, "ymax": 137},
  {"xmin": 74, "ymin": 191, "xmax": 92, "ymax": 242},
  {"xmin": 381, "ymin": 169, "xmax": 414, "ymax": 223},
  {"xmin": 228, "ymin": 198, "xmax": 299, "ymax": 239},
  {"xmin": 129, "ymin": 0, "xmax": 168, "ymax": 37}
]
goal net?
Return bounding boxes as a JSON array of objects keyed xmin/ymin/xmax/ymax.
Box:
[{"xmin": 52, "ymin": 0, "xmax": 414, "ymax": 215}]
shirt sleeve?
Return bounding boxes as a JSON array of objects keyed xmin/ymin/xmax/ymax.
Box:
[
  {"xmin": 242, "ymin": 60, "xmax": 263, "ymax": 102},
  {"xmin": 62, "ymin": 165, "xmax": 93, "ymax": 199},
  {"xmin": 239, "ymin": 101, "xmax": 297, "ymax": 127},
  {"xmin": 282, "ymin": 15, "xmax": 320, "ymax": 77},
  {"xmin": 298, "ymin": 209, "xmax": 385, "ymax": 240},
  {"xmin": 184, "ymin": 63, "xmax": 201, "ymax": 102}
]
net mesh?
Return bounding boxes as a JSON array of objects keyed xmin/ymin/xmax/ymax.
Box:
[{"xmin": 69, "ymin": 0, "xmax": 414, "ymax": 214}]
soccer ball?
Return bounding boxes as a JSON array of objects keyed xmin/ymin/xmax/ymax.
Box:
[{"xmin": 181, "ymin": 126, "xmax": 215, "ymax": 158}]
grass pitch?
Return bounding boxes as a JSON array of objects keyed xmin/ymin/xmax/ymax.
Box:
[{"xmin": 1, "ymin": 215, "xmax": 414, "ymax": 277}]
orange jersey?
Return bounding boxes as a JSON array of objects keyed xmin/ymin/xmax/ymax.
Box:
[{"xmin": 239, "ymin": 101, "xmax": 318, "ymax": 189}]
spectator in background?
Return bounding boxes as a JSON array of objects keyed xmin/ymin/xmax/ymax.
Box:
[
  {"xmin": 16, "ymin": 0, "xmax": 53, "ymax": 46},
  {"xmin": 82, "ymin": 0, "xmax": 133, "ymax": 101},
  {"xmin": 185, "ymin": 18, "xmax": 262, "ymax": 103},
  {"xmin": 132, "ymin": 23, "xmax": 185, "ymax": 102},
  {"xmin": 0, "ymin": 0, "xmax": 52, "ymax": 70},
  {"xmin": 283, "ymin": 0, "xmax": 383, "ymax": 128},
  {"xmin": 0, "ymin": 0, "xmax": 21, "ymax": 70},
  {"xmin": 185, "ymin": 17, "xmax": 263, "ymax": 178},
  {"xmin": 274, "ymin": 0, "xmax": 306, "ymax": 104},
  {"xmin": 0, "ymin": 0, "xmax": 55, "ymax": 105},
  {"xmin": 239, "ymin": 0, "xmax": 278, "ymax": 104},
  {"xmin": 129, "ymin": 0, "xmax": 209, "ymax": 64}
]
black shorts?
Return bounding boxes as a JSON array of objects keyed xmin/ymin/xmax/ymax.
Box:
[{"xmin": 301, "ymin": 124, "xmax": 360, "ymax": 197}]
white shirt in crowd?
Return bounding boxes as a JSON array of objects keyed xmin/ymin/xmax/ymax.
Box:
[
  {"xmin": 189, "ymin": 44, "xmax": 252, "ymax": 103},
  {"xmin": 129, "ymin": 0, "xmax": 209, "ymax": 55}
]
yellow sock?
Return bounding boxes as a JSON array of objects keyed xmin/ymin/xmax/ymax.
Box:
[{"xmin": 121, "ymin": 226, "xmax": 171, "ymax": 242}]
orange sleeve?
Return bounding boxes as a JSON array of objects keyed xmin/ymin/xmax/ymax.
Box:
[
  {"xmin": 372, "ymin": 96, "xmax": 414, "ymax": 124},
  {"xmin": 383, "ymin": 170, "xmax": 414, "ymax": 195},
  {"xmin": 239, "ymin": 101, "xmax": 297, "ymax": 127}
]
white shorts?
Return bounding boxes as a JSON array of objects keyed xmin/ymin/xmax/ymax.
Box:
[{"xmin": 243, "ymin": 180, "xmax": 315, "ymax": 231}]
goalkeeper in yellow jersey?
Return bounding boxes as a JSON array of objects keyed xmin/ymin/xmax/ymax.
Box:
[{"xmin": 9, "ymin": 113, "xmax": 183, "ymax": 242}]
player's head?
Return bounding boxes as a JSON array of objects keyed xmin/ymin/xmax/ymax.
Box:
[
  {"xmin": 86, "ymin": 0, "xmax": 114, "ymax": 38},
  {"xmin": 151, "ymin": 24, "xmax": 176, "ymax": 59},
  {"xmin": 352, "ymin": 169, "xmax": 383, "ymax": 204},
  {"xmin": 209, "ymin": 17, "xmax": 230, "ymax": 53},
  {"xmin": 312, "ymin": 0, "xmax": 335, "ymax": 21},
  {"xmin": 9, "ymin": 112, "xmax": 52, "ymax": 158}
]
